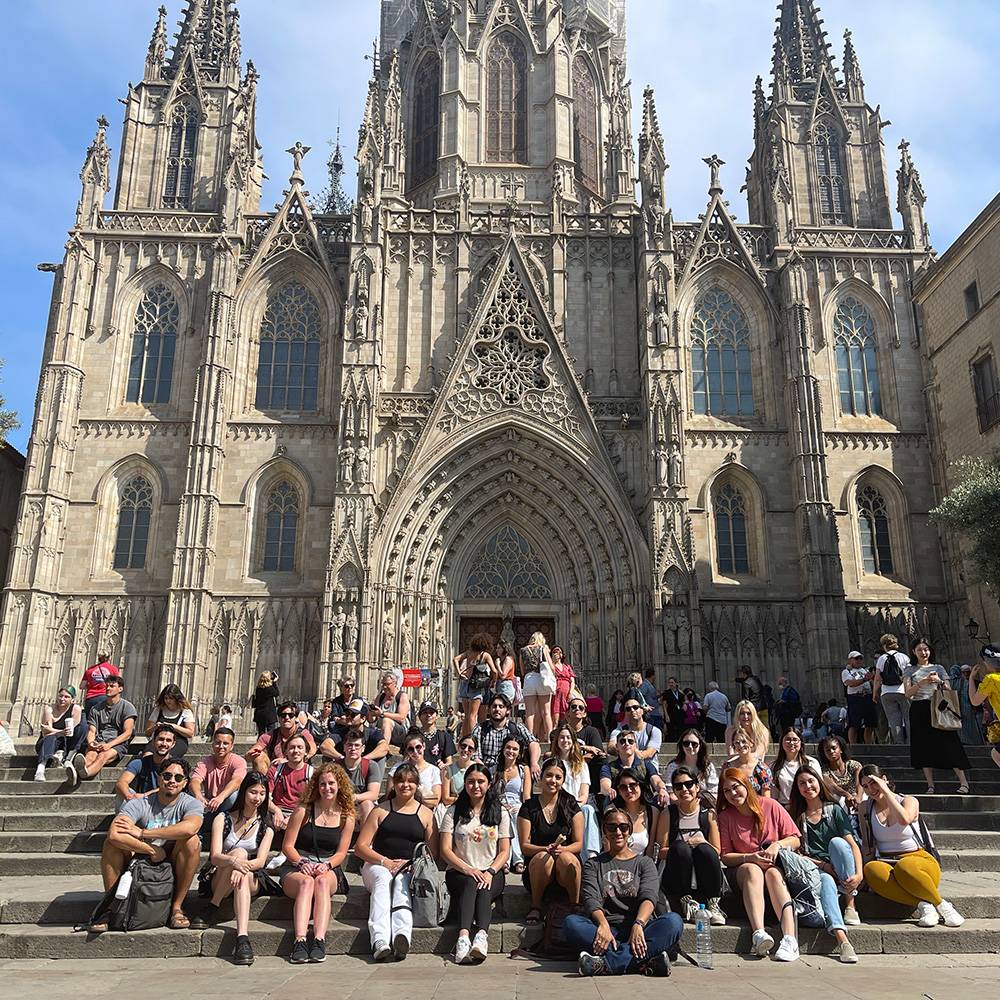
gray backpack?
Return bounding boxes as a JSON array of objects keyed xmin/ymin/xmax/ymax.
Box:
[
  {"xmin": 397, "ymin": 842, "xmax": 450, "ymax": 927},
  {"xmin": 83, "ymin": 858, "xmax": 175, "ymax": 932}
]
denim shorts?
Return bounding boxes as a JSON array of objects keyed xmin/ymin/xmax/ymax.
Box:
[{"xmin": 458, "ymin": 679, "xmax": 485, "ymax": 702}]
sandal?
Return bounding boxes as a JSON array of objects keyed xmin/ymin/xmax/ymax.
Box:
[
  {"xmin": 525, "ymin": 908, "xmax": 543, "ymax": 927},
  {"xmin": 87, "ymin": 921, "xmax": 109, "ymax": 934},
  {"xmin": 925, "ymin": 786, "xmax": 935, "ymax": 795},
  {"xmin": 957, "ymin": 784, "xmax": 970, "ymax": 795},
  {"xmin": 511, "ymin": 862, "xmax": 525, "ymax": 875},
  {"xmin": 169, "ymin": 910, "xmax": 192, "ymax": 930}
]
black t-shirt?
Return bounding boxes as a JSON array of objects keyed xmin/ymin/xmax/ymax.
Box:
[
  {"xmin": 518, "ymin": 795, "xmax": 581, "ymax": 846},
  {"xmin": 572, "ymin": 724, "xmax": 606, "ymax": 792},
  {"xmin": 333, "ymin": 725, "xmax": 384, "ymax": 755},
  {"xmin": 418, "ymin": 728, "xmax": 456, "ymax": 767}
]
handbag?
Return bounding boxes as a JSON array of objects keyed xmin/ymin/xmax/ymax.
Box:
[
  {"xmin": 539, "ymin": 650, "xmax": 557, "ymax": 695},
  {"xmin": 930, "ymin": 688, "xmax": 962, "ymax": 732}
]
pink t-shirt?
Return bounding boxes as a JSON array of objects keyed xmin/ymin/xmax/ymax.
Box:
[
  {"xmin": 718, "ymin": 796, "xmax": 799, "ymax": 855},
  {"xmin": 191, "ymin": 753, "xmax": 248, "ymax": 800},
  {"xmin": 267, "ymin": 761, "xmax": 311, "ymax": 811},
  {"xmin": 80, "ymin": 661, "xmax": 121, "ymax": 699}
]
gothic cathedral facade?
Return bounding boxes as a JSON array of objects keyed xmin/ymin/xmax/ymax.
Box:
[{"xmin": 0, "ymin": 0, "xmax": 951, "ymax": 708}]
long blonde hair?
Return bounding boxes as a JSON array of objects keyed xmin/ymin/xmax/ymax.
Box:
[
  {"xmin": 299, "ymin": 762, "xmax": 356, "ymax": 819},
  {"xmin": 257, "ymin": 671, "xmax": 275, "ymax": 688},
  {"xmin": 530, "ymin": 631, "xmax": 547, "ymax": 647},
  {"xmin": 733, "ymin": 700, "xmax": 770, "ymax": 754}
]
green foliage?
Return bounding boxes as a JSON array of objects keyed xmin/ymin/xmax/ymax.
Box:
[
  {"xmin": 930, "ymin": 454, "xmax": 1000, "ymax": 593},
  {"xmin": 0, "ymin": 358, "xmax": 19, "ymax": 443}
]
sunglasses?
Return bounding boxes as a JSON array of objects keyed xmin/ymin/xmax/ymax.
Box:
[
  {"xmin": 570, "ymin": 704, "xmax": 587, "ymax": 711},
  {"xmin": 405, "ymin": 745, "xmax": 424, "ymax": 753},
  {"xmin": 604, "ymin": 822, "xmax": 630, "ymax": 833},
  {"xmin": 160, "ymin": 773, "xmax": 185, "ymax": 783},
  {"xmin": 617, "ymin": 782, "xmax": 640, "ymax": 792},
  {"xmin": 626, "ymin": 705, "xmax": 643, "ymax": 712},
  {"xmin": 618, "ymin": 737, "xmax": 636, "ymax": 745},
  {"xmin": 279, "ymin": 712, "xmax": 296, "ymax": 718},
  {"xmin": 673, "ymin": 780, "xmax": 698, "ymax": 791},
  {"xmin": 681, "ymin": 740, "xmax": 701, "ymax": 748}
]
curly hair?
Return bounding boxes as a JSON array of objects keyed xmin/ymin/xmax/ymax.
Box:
[{"xmin": 299, "ymin": 762, "xmax": 356, "ymax": 819}]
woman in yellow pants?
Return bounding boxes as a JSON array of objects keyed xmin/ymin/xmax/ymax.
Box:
[{"xmin": 857, "ymin": 765, "xmax": 964, "ymax": 928}]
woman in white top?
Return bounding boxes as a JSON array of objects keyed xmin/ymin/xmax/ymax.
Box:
[
  {"xmin": 551, "ymin": 723, "xmax": 600, "ymax": 859},
  {"xmin": 858, "ymin": 764, "xmax": 964, "ymax": 929},
  {"xmin": 663, "ymin": 728, "xmax": 719, "ymax": 802},
  {"xmin": 207, "ymin": 773, "xmax": 275, "ymax": 966},
  {"xmin": 611, "ymin": 766, "xmax": 660, "ymax": 857},
  {"xmin": 390, "ymin": 735, "xmax": 442, "ymax": 808},
  {"xmin": 496, "ymin": 735, "xmax": 531, "ymax": 873},
  {"xmin": 724, "ymin": 700, "xmax": 770, "ymax": 760},
  {"xmin": 872, "ymin": 633, "xmax": 910, "ymax": 745},
  {"xmin": 904, "ymin": 638, "xmax": 971, "ymax": 794},
  {"xmin": 145, "ymin": 684, "xmax": 197, "ymax": 758},
  {"xmin": 770, "ymin": 727, "xmax": 822, "ymax": 806},
  {"xmin": 440, "ymin": 734, "xmax": 479, "ymax": 807}
]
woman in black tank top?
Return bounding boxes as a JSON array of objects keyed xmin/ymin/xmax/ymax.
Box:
[
  {"xmin": 355, "ymin": 763, "xmax": 435, "ymax": 962},
  {"xmin": 282, "ymin": 763, "xmax": 356, "ymax": 964},
  {"xmin": 35, "ymin": 687, "xmax": 85, "ymax": 779}
]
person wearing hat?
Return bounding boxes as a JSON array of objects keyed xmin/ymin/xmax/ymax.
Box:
[
  {"xmin": 968, "ymin": 644, "xmax": 1000, "ymax": 771},
  {"xmin": 414, "ymin": 702, "xmax": 456, "ymax": 767},
  {"xmin": 317, "ymin": 699, "xmax": 390, "ymax": 763},
  {"xmin": 842, "ymin": 652, "xmax": 877, "ymax": 745},
  {"xmin": 33, "ymin": 686, "xmax": 86, "ymax": 781}
]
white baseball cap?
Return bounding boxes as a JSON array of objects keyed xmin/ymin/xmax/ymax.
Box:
[{"xmin": 847, "ymin": 651, "xmax": 864, "ymax": 660}]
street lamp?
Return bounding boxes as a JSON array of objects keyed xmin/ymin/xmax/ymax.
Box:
[{"xmin": 966, "ymin": 618, "xmax": 981, "ymax": 641}]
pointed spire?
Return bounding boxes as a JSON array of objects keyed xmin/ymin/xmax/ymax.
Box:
[
  {"xmin": 320, "ymin": 129, "xmax": 352, "ymax": 215},
  {"xmin": 640, "ymin": 85, "xmax": 664, "ymax": 160},
  {"xmin": 169, "ymin": 0, "xmax": 240, "ymax": 83},
  {"xmin": 381, "ymin": 50, "xmax": 405, "ymax": 195},
  {"xmin": 607, "ymin": 57, "xmax": 635, "ymax": 203},
  {"xmin": 753, "ymin": 75, "xmax": 767, "ymax": 144},
  {"xmin": 842, "ymin": 28, "xmax": 864, "ymax": 102},
  {"xmin": 897, "ymin": 139, "xmax": 930, "ymax": 251},
  {"xmin": 639, "ymin": 86, "xmax": 667, "ymax": 219},
  {"xmin": 774, "ymin": 0, "xmax": 836, "ymax": 91},
  {"xmin": 145, "ymin": 5, "xmax": 168, "ymax": 80},
  {"xmin": 76, "ymin": 116, "xmax": 111, "ymax": 227}
]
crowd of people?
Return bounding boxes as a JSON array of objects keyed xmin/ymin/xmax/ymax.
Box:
[{"xmin": 15, "ymin": 637, "xmax": 1000, "ymax": 973}]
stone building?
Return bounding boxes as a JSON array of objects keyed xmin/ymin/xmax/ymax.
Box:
[
  {"xmin": 0, "ymin": 442, "xmax": 26, "ymax": 593},
  {"xmin": 0, "ymin": 0, "xmax": 957, "ymax": 710},
  {"xmin": 915, "ymin": 191, "xmax": 1000, "ymax": 648}
]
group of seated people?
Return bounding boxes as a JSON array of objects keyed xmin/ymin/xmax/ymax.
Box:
[{"xmin": 29, "ymin": 670, "xmax": 971, "ymax": 974}]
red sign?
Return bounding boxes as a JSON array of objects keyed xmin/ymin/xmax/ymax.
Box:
[{"xmin": 401, "ymin": 669, "xmax": 424, "ymax": 688}]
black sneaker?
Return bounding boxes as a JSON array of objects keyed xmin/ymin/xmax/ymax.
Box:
[
  {"xmin": 290, "ymin": 938, "xmax": 310, "ymax": 964},
  {"xmin": 578, "ymin": 952, "xmax": 610, "ymax": 977},
  {"xmin": 233, "ymin": 935, "xmax": 254, "ymax": 966},
  {"xmin": 640, "ymin": 951, "xmax": 671, "ymax": 977},
  {"xmin": 308, "ymin": 936, "xmax": 326, "ymax": 963}
]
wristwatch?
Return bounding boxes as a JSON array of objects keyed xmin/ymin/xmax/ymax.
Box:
[{"xmin": 635, "ymin": 918, "xmax": 648, "ymax": 929}]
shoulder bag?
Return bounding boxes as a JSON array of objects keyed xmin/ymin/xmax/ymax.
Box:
[{"xmin": 930, "ymin": 687, "xmax": 962, "ymax": 732}]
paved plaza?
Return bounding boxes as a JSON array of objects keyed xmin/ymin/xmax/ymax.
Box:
[{"xmin": 1, "ymin": 953, "xmax": 998, "ymax": 1000}]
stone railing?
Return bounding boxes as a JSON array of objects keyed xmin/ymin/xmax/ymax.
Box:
[
  {"xmin": 96, "ymin": 211, "xmax": 221, "ymax": 235},
  {"xmin": 791, "ymin": 227, "xmax": 910, "ymax": 252}
]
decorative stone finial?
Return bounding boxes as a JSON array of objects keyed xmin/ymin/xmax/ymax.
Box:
[
  {"xmin": 286, "ymin": 142, "xmax": 311, "ymax": 186},
  {"xmin": 703, "ymin": 154, "xmax": 725, "ymax": 194}
]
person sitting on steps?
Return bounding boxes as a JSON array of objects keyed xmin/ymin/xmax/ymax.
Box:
[
  {"xmin": 92, "ymin": 757, "xmax": 204, "ymax": 932},
  {"xmin": 340, "ymin": 730, "xmax": 384, "ymax": 825},
  {"xmin": 144, "ymin": 684, "xmax": 197, "ymax": 759},
  {"xmin": 266, "ymin": 734, "xmax": 314, "ymax": 836},
  {"xmin": 247, "ymin": 701, "xmax": 316, "ymax": 773},
  {"xmin": 189, "ymin": 727, "xmax": 248, "ymax": 846},
  {"xmin": 114, "ymin": 726, "xmax": 176, "ymax": 804},
  {"xmin": 33, "ymin": 686, "xmax": 86, "ymax": 781},
  {"xmin": 66, "ymin": 675, "xmax": 137, "ymax": 788}
]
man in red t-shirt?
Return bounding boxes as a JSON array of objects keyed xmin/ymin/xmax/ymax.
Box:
[
  {"xmin": 80, "ymin": 653, "xmax": 122, "ymax": 714},
  {"xmin": 266, "ymin": 734, "xmax": 313, "ymax": 832},
  {"xmin": 247, "ymin": 701, "xmax": 316, "ymax": 771}
]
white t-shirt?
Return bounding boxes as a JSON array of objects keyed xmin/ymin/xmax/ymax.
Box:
[
  {"xmin": 876, "ymin": 651, "xmax": 911, "ymax": 696},
  {"xmin": 773, "ymin": 754, "xmax": 822, "ymax": 805},
  {"xmin": 561, "ymin": 761, "xmax": 590, "ymax": 801},
  {"xmin": 842, "ymin": 666, "xmax": 872, "ymax": 697},
  {"xmin": 440, "ymin": 805, "xmax": 512, "ymax": 871},
  {"xmin": 610, "ymin": 723, "xmax": 662, "ymax": 754},
  {"xmin": 389, "ymin": 760, "xmax": 440, "ymax": 799}
]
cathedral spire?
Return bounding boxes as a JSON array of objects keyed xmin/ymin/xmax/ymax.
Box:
[
  {"xmin": 753, "ymin": 74, "xmax": 767, "ymax": 145},
  {"xmin": 145, "ymin": 5, "xmax": 168, "ymax": 81},
  {"xmin": 76, "ymin": 116, "xmax": 111, "ymax": 228},
  {"xmin": 606, "ymin": 57, "xmax": 636, "ymax": 204},
  {"xmin": 842, "ymin": 28, "xmax": 864, "ymax": 103},
  {"xmin": 897, "ymin": 139, "xmax": 930, "ymax": 253},
  {"xmin": 774, "ymin": 0, "xmax": 837, "ymax": 94},
  {"xmin": 381, "ymin": 50, "xmax": 405, "ymax": 196},
  {"xmin": 320, "ymin": 129, "xmax": 352, "ymax": 215},
  {"xmin": 639, "ymin": 85, "xmax": 667, "ymax": 217},
  {"xmin": 168, "ymin": 0, "xmax": 241, "ymax": 84}
]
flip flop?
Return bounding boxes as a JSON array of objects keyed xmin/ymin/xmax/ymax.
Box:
[
  {"xmin": 925, "ymin": 786, "xmax": 935, "ymax": 795},
  {"xmin": 957, "ymin": 785, "xmax": 970, "ymax": 795},
  {"xmin": 525, "ymin": 908, "xmax": 543, "ymax": 926},
  {"xmin": 169, "ymin": 910, "xmax": 191, "ymax": 930}
]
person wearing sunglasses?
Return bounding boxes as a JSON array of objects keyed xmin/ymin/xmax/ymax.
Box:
[
  {"xmin": 609, "ymin": 700, "xmax": 662, "ymax": 762},
  {"xmin": 388, "ymin": 733, "xmax": 442, "ymax": 808},
  {"xmin": 247, "ymin": 701, "xmax": 317, "ymax": 772},
  {"xmin": 610, "ymin": 768, "xmax": 658, "ymax": 857},
  {"xmin": 599, "ymin": 732, "xmax": 668, "ymax": 807},
  {"xmin": 440, "ymin": 735, "xmax": 481, "ymax": 810},
  {"xmin": 92, "ymin": 757, "xmax": 204, "ymax": 932},
  {"xmin": 374, "ymin": 671, "xmax": 412, "ymax": 751},
  {"xmin": 562, "ymin": 696, "xmax": 606, "ymax": 791},
  {"xmin": 567, "ymin": 807, "xmax": 683, "ymax": 977},
  {"xmin": 663, "ymin": 729, "xmax": 719, "ymax": 801},
  {"xmin": 318, "ymin": 698, "xmax": 390, "ymax": 764},
  {"xmin": 657, "ymin": 766, "xmax": 725, "ymax": 926}
]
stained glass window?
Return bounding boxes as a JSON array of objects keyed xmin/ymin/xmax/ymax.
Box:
[
  {"xmin": 857, "ymin": 484, "xmax": 893, "ymax": 575},
  {"xmin": 815, "ymin": 109, "xmax": 850, "ymax": 226},
  {"xmin": 714, "ymin": 484, "xmax": 750, "ymax": 575},
  {"xmin": 263, "ymin": 482, "xmax": 298, "ymax": 572},
  {"xmin": 834, "ymin": 296, "xmax": 881, "ymax": 415},
  {"xmin": 410, "ymin": 54, "xmax": 441, "ymax": 190},
  {"xmin": 163, "ymin": 102, "xmax": 199, "ymax": 209},
  {"xmin": 255, "ymin": 282, "xmax": 321, "ymax": 412},
  {"xmin": 114, "ymin": 476, "xmax": 153, "ymax": 570},
  {"xmin": 486, "ymin": 32, "xmax": 527, "ymax": 164},
  {"xmin": 573, "ymin": 54, "xmax": 600, "ymax": 194},
  {"xmin": 126, "ymin": 283, "xmax": 179, "ymax": 405},
  {"xmin": 691, "ymin": 289, "xmax": 754, "ymax": 416},
  {"xmin": 464, "ymin": 525, "xmax": 552, "ymax": 599}
]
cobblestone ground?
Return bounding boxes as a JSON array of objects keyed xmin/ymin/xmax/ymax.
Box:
[{"xmin": 1, "ymin": 953, "xmax": 998, "ymax": 1000}]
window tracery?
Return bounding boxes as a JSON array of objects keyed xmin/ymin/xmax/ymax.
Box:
[
  {"xmin": 857, "ymin": 484, "xmax": 893, "ymax": 576},
  {"xmin": 834, "ymin": 296, "xmax": 881, "ymax": 416},
  {"xmin": 410, "ymin": 54, "xmax": 441, "ymax": 190},
  {"xmin": 126, "ymin": 282, "xmax": 179, "ymax": 405},
  {"xmin": 255, "ymin": 282, "xmax": 322, "ymax": 412},
  {"xmin": 464, "ymin": 525, "xmax": 552, "ymax": 599},
  {"xmin": 262, "ymin": 481, "xmax": 299, "ymax": 573},
  {"xmin": 163, "ymin": 101, "xmax": 199, "ymax": 209},
  {"xmin": 485, "ymin": 32, "xmax": 527, "ymax": 163},
  {"xmin": 114, "ymin": 476, "xmax": 153, "ymax": 570},
  {"xmin": 691, "ymin": 289, "xmax": 754, "ymax": 417},
  {"xmin": 714, "ymin": 483, "xmax": 750, "ymax": 575},
  {"xmin": 573, "ymin": 55, "xmax": 600, "ymax": 194},
  {"xmin": 814, "ymin": 106, "xmax": 850, "ymax": 225}
]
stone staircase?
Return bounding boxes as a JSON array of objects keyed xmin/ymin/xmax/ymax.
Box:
[{"xmin": 0, "ymin": 739, "xmax": 998, "ymax": 960}]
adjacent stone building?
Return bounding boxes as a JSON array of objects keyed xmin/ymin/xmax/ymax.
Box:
[
  {"xmin": 915, "ymin": 191, "xmax": 1000, "ymax": 648},
  {"xmin": 0, "ymin": 0, "xmax": 958, "ymax": 710},
  {"xmin": 0, "ymin": 442, "xmax": 26, "ymax": 594}
]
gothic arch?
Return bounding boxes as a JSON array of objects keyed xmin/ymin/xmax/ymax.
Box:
[
  {"xmin": 841, "ymin": 465, "xmax": 913, "ymax": 589},
  {"xmin": 484, "ymin": 30, "xmax": 529, "ymax": 164},
  {"xmin": 700, "ymin": 463, "xmax": 770, "ymax": 585},
  {"xmin": 242, "ymin": 458, "xmax": 313, "ymax": 581},
  {"xmin": 571, "ymin": 51, "xmax": 601, "ymax": 195},
  {"xmin": 408, "ymin": 50, "xmax": 441, "ymax": 192}
]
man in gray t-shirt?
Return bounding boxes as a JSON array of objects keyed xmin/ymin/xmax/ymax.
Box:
[
  {"xmin": 67, "ymin": 675, "xmax": 137, "ymax": 787},
  {"xmin": 94, "ymin": 757, "xmax": 204, "ymax": 932},
  {"xmin": 340, "ymin": 731, "xmax": 384, "ymax": 822}
]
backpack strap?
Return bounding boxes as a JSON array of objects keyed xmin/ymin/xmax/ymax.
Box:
[{"xmin": 360, "ymin": 757, "xmax": 370, "ymax": 782}]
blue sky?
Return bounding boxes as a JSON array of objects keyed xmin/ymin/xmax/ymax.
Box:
[{"xmin": 1, "ymin": 0, "xmax": 998, "ymax": 454}]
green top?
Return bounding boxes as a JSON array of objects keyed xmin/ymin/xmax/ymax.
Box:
[{"xmin": 800, "ymin": 803, "xmax": 855, "ymax": 862}]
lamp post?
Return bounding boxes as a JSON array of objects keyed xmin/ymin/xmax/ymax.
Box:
[{"xmin": 966, "ymin": 617, "xmax": 982, "ymax": 657}]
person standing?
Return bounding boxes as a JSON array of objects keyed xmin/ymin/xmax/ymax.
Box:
[
  {"xmin": 639, "ymin": 670, "xmax": 663, "ymax": 732},
  {"xmin": 842, "ymin": 652, "xmax": 877, "ymax": 745},
  {"xmin": 454, "ymin": 634, "xmax": 496, "ymax": 737},
  {"xmin": 520, "ymin": 631, "xmax": 556, "ymax": 741},
  {"xmin": 872, "ymin": 634, "xmax": 910, "ymax": 744},
  {"xmin": 773, "ymin": 677, "xmax": 802, "ymax": 735},
  {"xmin": 968, "ymin": 644, "xmax": 1000, "ymax": 772},
  {"xmin": 550, "ymin": 645, "xmax": 576, "ymax": 724},
  {"xmin": 252, "ymin": 671, "xmax": 280, "ymax": 736},
  {"xmin": 659, "ymin": 678, "xmax": 684, "ymax": 742},
  {"xmin": 493, "ymin": 640, "xmax": 517, "ymax": 705},
  {"xmin": 79, "ymin": 652, "xmax": 121, "ymax": 716},
  {"xmin": 702, "ymin": 681, "xmax": 731, "ymax": 745},
  {"xmin": 736, "ymin": 665, "xmax": 768, "ymax": 730},
  {"xmin": 904, "ymin": 638, "xmax": 970, "ymax": 795}
]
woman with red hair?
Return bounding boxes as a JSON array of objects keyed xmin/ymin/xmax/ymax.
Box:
[{"xmin": 716, "ymin": 768, "xmax": 801, "ymax": 962}]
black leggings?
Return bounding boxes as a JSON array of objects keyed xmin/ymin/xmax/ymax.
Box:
[
  {"xmin": 445, "ymin": 869, "xmax": 506, "ymax": 932},
  {"xmin": 662, "ymin": 841, "xmax": 723, "ymax": 901}
]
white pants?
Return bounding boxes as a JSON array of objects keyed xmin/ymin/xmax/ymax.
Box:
[{"xmin": 361, "ymin": 862, "xmax": 413, "ymax": 950}]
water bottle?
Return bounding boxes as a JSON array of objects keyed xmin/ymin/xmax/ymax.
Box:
[
  {"xmin": 695, "ymin": 903, "xmax": 713, "ymax": 970},
  {"xmin": 114, "ymin": 867, "xmax": 134, "ymax": 901}
]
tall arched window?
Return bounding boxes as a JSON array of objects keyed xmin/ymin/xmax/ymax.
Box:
[
  {"xmin": 834, "ymin": 296, "xmax": 881, "ymax": 415},
  {"xmin": 255, "ymin": 282, "xmax": 322, "ymax": 412},
  {"xmin": 126, "ymin": 282, "xmax": 179, "ymax": 404},
  {"xmin": 114, "ymin": 475, "xmax": 153, "ymax": 570},
  {"xmin": 814, "ymin": 107, "xmax": 850, "ymax": 225},
  {"xmin": 410, "ymin": 54, "xmax": 441, "ymax": 190},
  {"xmin": 263, "ymin": 481, "xmax": 299, "ymax": 572},
  {"xmin": 857, "ymin": 484, "xmax": 893, "ymax": 575},
  {"xmin": 162, "ymin": 101, "xmax": 199, "ymax": 209},
  {"xmin": 485, "ymin": 32, "xmax": 527, "ymax": 164},
  {"xmin": 714, "ymin": 483, "xmax": 750, "ymax": 574},
  {"xmin": 572, "ymin": 54, "xmax": 600, "ymax": 194},
  {"xmin": 691, "ymin": 289, "xmax": 755, "ymax": 416}
]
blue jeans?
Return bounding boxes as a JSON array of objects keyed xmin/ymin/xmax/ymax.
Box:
[
  {"xmin": 581, "ymin": 803, "xmax": 601, "ymax": 860},
  {"xmin": 799, "ymin": 837, "xmax": 856, "ymax": 936},
  {"xmin": 35, "ymin": 727, "xmax": 88, "ymax": 765},
  {"xmin": 563, "ymin": 912, "xmax": 684, "ymax": 974}
]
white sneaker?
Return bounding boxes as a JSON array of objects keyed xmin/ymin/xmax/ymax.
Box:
[
  {"xmin": 372, "ymin": 940, "xmax": 392, "ymax": 962},
  {"xmin": 936, "ymin": 900, "xmax": 965, "ymax": 928},
  {"xmin": 34, "ymin": 764, "xmax": 46, "ymax": 782},
  {"xmin": 706, "ymin": 897, "xmax": 727, "ymax": 926},
  {"xmin": 50, "ymin": 751, "xmax": 64, "ymax": 766},
  {"xmin": 915, "ymin": 900, "xmax": 939, "ymax": 927},
  {"xmin": 470, "ymin": 929, "xmax": 489, "ymax": 961},
  {"xmin": 773, "ymin": 935, "xmax": 799, "ymax": 963},
  {"xmin": 842, "ymin": 902, "xmax": 861, "ymax": 926},
  {"xmin": 680, "ymin": 894, "xmax": 698, "ymax": 924},
  {"xmin": 751, "ymin": 929, "xmax": 775, "ymax": 957},
  {"xmin": 454, "ymin": 934, "xmax": 472, "ymax": 964}
]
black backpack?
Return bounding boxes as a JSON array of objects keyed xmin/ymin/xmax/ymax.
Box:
[
  {"xmin": 881, "ymin": 652, "xmax": 904, "ymax": 687},
  {"xmin": 84, "ymin": 858, "xmax": 174, "ymax": 931}
]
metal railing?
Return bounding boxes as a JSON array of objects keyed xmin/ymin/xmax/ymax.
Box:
[{"xmin": 977, "ymin": 390, "xmax": 1000, "ymax": 433}]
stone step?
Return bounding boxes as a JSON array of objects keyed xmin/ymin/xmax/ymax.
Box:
[
  {"xmin": 0, "ymin": 813, "xmax": 111, "ymax": 833},
  {"xmin": 0, "ymin": 780, "xmax": 121, "ymax": 796},
  {"xmin": 923, "ymin": 812, "xmax": 1000, "ymax": 831},
  {"xmin": 0, "ymin": 795, "xmax": 111, "ymax": 815}
]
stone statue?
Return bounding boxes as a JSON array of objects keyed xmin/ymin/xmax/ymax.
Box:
[
  {"xmin": 570, "ymin": 625, "xmax": 582, "ymax": 668},
  {"xmin": 606, "ymin": 621, "xmax": 619, "ymax": 664},
  {"xmin": 417, "ymin": 620, "xmax": 430, "ymax": 666},
  {"xmin": 345, "ymin": 607, "xmax": 359, "ymax": 653},
  {"xmin": 668, "ymin": 447, "xmax": 682, "ymax": 487},
  {"xmin": 624, "ymin": 617, "xmax": 637, "ymax": 667},
  {"xmin": 677, "ymin": 613, "xmax": 692, "ymax": 656},
  {"xmin": 381, "ymin": 615, "xmax": 394, "ymax": 663},
  {"xmin": 354, "ymin": 444, "xmax": 370, "ymax": 484},
  {"xmin": 400, "ymin": 619, "xmax": 413, "ymax": 664},
  {"xmin": 587, "ymin": 623, "xmax": 600, "ymax": 666},
  {"xmin": 654, "ymin": 294, "xmax": 669, "ymax": 346},
  {"xmin": 339, "ymin": 445, "xmax": 355, "ymax": 483},
  {"xmin": 331, "ymin": 604, "xmax": 346, "ymax": 653},
  {"xmin": 353, "ymin": 297, "xmax": 369, "ymax": 340},
  {"xmin": 656, "ymin": 447, "xmax": 668, "ymax": 486},
  {"xmin": 662, "ymin": 608, "xmax": 677, "ymax": 655},
  {"xmin": 435, "ymin": 629, "xmax": 448, "ymax": 671}
]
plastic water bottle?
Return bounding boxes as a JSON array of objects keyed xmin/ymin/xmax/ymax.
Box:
[
  {"xmin": 695, "ymin": 903, "xmax": 713, "ymax": 970},
  {"xmin": 115, "ymin": 868, "xmax": 133, "ymax": 901}
]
